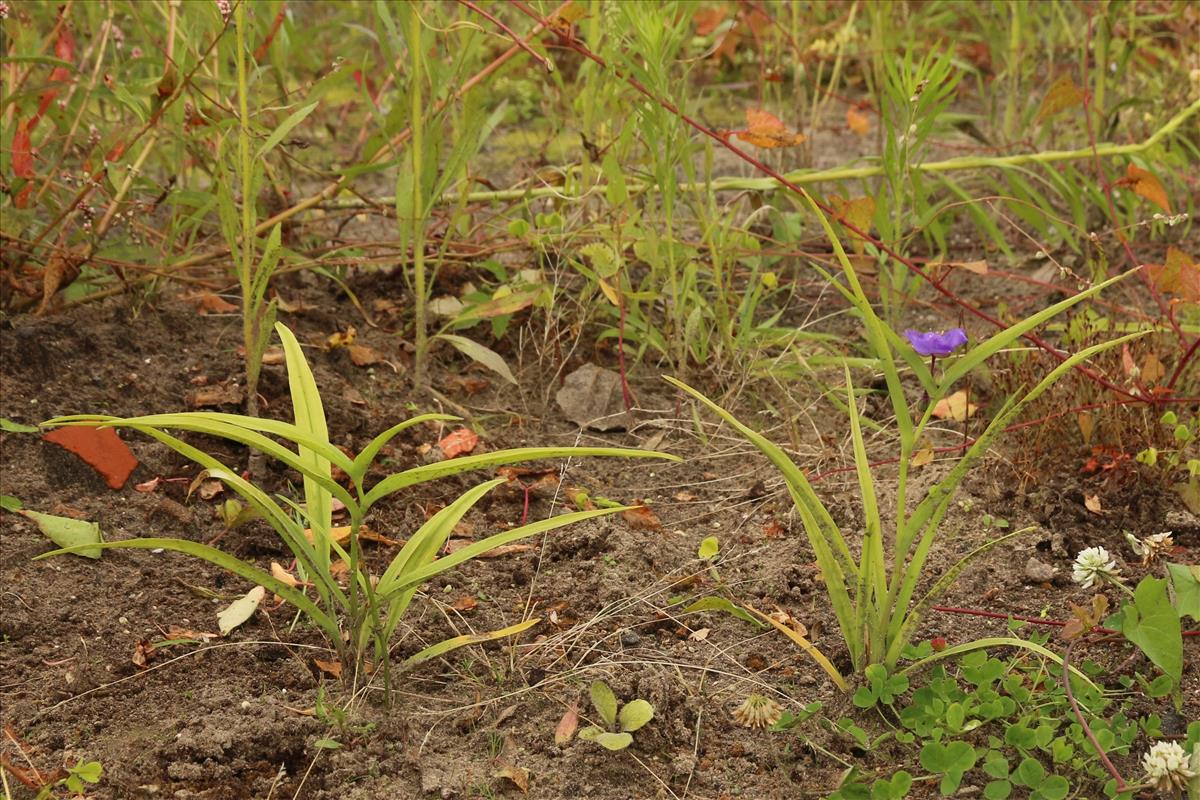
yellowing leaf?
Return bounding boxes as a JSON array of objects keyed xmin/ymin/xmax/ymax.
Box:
[
  {"xmin": 1147, "ymin": 246, "xmax": 1199, "ymax": 304},
  {"xmin": 598, "ymin": 278, "xmax": 620, "ymax": 306},
  {"xmin": 1077, "ymin": 411, "xmax": 1095, "ymax": 444},
  {"xmin": 846, "ymin": 106, "xmax": 871, "ymax": 136},
  {"xmin": 735, "ymin": 108, "xmax": 806, "ymax": 148},
  {"xmin": 493, "ymin": 764, "xmax": 530, "ymax": 794},
  {"xmin": 1121, "ymin": 164, "xmax": 1171, "ymax": 214},
  {"xmin": 1141, "ymin": 353, "xmax": 1165, "ymax": 384},
  {"xmin": 910, "ymin": 447, "xmax": 935, "ymax": 468},
  {"xmin": 931, "ymin": 390, "xmax": 978, "ymax": 421},
  {"xmin": 270, "ymin": 561, "xmax": 300, "ymax": 587},
  {"xmin": 1036, "ymin": 75, "xmax": 1084, "ymax": 123},
  {"xmin": 830, "ymin": 196, "xmax": 876, "ymax": 255}
]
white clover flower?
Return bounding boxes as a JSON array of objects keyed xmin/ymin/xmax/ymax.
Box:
[
  {"xmin": 1142, "ymin": 740, "xmax": 1195, "ymax": 792},
  {"xmin": 1071, "ymin": 546, "xmax": 1119, "ymax": 589},
  {"xmin": 732, "ymin": 694, "xmax": 783, "ymax": 729}
]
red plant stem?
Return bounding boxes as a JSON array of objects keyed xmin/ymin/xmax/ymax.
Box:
[
  {"xmin": 253, "ymin": 4, "xmax": 287, "ymax": 62},
  {"xmin": 930, "ymin": 605, "xmax": 1200, "ymax": 637},
  {"xmin": 508, "ymin": 1, "xmax": 1147, "ymax": 405},
  {"xmin": 1062, "ymin": 640, "xmax": 1127, "ymax": 792},
  {"xmin": 1166, "ymin": 334, "xmax": 1199, "ymax": 391},
  {"xmin": 455, "ymin": 0, "xmax": 554, "ymax": 73}
]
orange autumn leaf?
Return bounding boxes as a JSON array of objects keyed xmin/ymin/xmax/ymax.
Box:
[
  {"xmin": 554, "ymin": 702, "xmax": 579, "ymax": 745},
  {"xmin": 622, "ymin": 503, "xmax": 663, "ymax": 531},
  {"xmin": 846, "ymin": 106, "xmax": 871, "ymax": 136},
  {"xmin": 314, "ymin": 658, "xmax": 343, "ymax": 678},
  {"xmin": 735, "ymin": 108, "xmax": 806, "ymax": 149},
  {"xmin": 1120, "ymin": 164, "xmax": 1171, "ymax": 214},
  {"xmin": 931, "ymin": 390, "xmax": 979, "ymax": 421},
  {"xmin": 1146, "ymin": 246, "xmax": 1200, "ymax": 304}
]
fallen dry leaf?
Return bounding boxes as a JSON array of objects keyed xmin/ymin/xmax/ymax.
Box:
[
  {"xmin": 36, "ymin": 245, "xmax": 86, "ymax": 315},
  {"xmin": 163, "ymin": 626, "xmax": 219, "ymax": 642},
  {"xmin": 554, "ymin": 702, "xmax": 579, "ymax": 746},
  {"xmin": 184, "ymin": 292, "xmax": 239, "ymax": 315},
  {"xmin": 689, "ymin": 627, "xmax": 711, "ymax": 642},
  {"xmin": 931, "ymin": 390, "xmax": 979, "ymax": 421},
  {"xmin": 131, "ymin": 640, "xmax": 156, "ymax": 669},
  {"xmin": 134, "ymin": 477, "xmax": 162, "ymax": 493},
  {"xmin": 270, "ymin": 561, "xmax": 301, "ymax": 588},
  {"xmin": 438, "ymin": 427, "xmax": 479, "ymax": 458},
  {"xmin": 43, "ymin": 426, "xmax": 139, "ymax": 489},
  {"xmin": 197, "ymin": 478, "xmax": 224, "ymax": 500},
  {"xmin": 187, "ymin": 381, "xmax": 244, "ymax": 408},
  {"xmin": 314, "ymin": 658, "xmax": 343, "ymax": 679},
  {"xmin": 348, "ymin": 344, "xmax": 382, "ymax": 366},
  {"xmin": 1084, "ymin": 494, "xmax": 1103, "ymax": 514},
  {"xmin": 450, "ymin": 596, "xmax": 478, "ymax": 612},
  {"xmin": 762, "ymin": 519, "xmax": 786, "ymax": 539},
  {"xmin": 622, "ymin": 503, "xmax": 663, "ymax": 531},
  {"xmin": 493, "ymin": 764, "xmax": 530, "ymax": 794}
]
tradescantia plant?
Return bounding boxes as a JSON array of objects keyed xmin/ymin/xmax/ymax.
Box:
[
  {"xmin": 669, "ymin": 196, "xmax": 1143, "ymax": 687},
  {"xmin": 37, "ymin": 323, "xmax": 678, "ymax": 702}
]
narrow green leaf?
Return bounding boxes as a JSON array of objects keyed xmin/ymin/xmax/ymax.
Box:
[
  {"xmin": 255, "ymin": 100, "xmax": 319, "ymax": 160},
  {"xmin": 402, "ymin": 618, "xmax": 539, "ymax": 668},
  {"xmin": 0, "ymin": 418, "xmax": 39, "ymax": 433}
]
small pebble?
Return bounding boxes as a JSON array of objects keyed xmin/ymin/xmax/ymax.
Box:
[
  {"xmin": 620, "ymin": 630, "xmax": 641, "ymax": 648},
  {"xmin": 1024, "ymin": 557, "xmax": 1056, "ymax": 583}
]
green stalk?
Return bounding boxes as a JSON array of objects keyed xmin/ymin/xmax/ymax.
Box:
[
  {"xmin": 369, "ymin": 98, "xmax": 1198, "ymax": 207},
  {"xmin": 409, "ymin": 9, "xmax": 428, "ymax": 388}
]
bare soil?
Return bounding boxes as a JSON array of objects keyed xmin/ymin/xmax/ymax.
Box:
[{"xmin": 1, "ymin": 273, "xmax": 1195, "ymax": 800}]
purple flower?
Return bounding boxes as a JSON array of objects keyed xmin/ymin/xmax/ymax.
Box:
[{"xmin": 904, "ymin": 328, "xmax": 968, "ymax": 357}]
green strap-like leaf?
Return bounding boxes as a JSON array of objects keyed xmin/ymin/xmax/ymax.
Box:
[
  {"xmin": 401, "ymin": 617, "xmax": 540, "ymax": 669},
  {"xmin": 363, "ymin": 447, "xmax": 680, "ymax": 510},
  {"xmin": 348, "ymin": 413, "xmax": 460, "ymax": 486}
]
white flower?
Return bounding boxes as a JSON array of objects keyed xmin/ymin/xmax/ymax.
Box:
[
  {"xmin": 1142, "ymin": 740, "xmax": 1195, "ymax": 792},
  {"xmin": 732, "ymin": 694, "xmax": 783, "ymax": 729},
  {"xmin": 1071, "ymin": 546, "xmax": 1119, "ymax": 589}
]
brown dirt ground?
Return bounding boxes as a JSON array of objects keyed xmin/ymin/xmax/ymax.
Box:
[{"xmin": 1, "ymin": 273, "xmax": 1196, "ymax": 800}]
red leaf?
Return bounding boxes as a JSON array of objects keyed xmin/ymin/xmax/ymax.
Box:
[
  {"xmin": 1121, "ymin": 164, "xmax": 1171, "ymax": 214},
  {"xmin": 554, "ymin": 702, "xmax": 579, "ymax": 745},
  {"xmin": 438, "ymin": 427, "xmax": 479, "ymax": 458},
  {"xmin": 43, "ymin": 427, "xmax": 139, "ymax": 489},
  {"xmin": 622, "ymin": 502, "xmax": 663, "ymax": 531},
  {"xmin": 55, "ymin": 27, "xmax": 76, "ymax": 62},
  {"xmin": 12, "ymin": 122, "xmax": 34, "ymax": 179}
]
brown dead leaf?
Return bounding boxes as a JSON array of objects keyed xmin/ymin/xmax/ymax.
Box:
[
  {"xmin": 132, "ymin": 640, "xmax": 156, "ymax": 669},
  {"xmin": 762, "ymin": 519, "xmax": 786, "ymax": 539},
  {"xmin": 735, "ymin": 108, "xmax": 806, "ymax": 148},
  {"xmin": 36, "ymin": 245, "xmax": 86, "ymax": 315},
  {"xmin": 931, "ymin": 390, "xmax": 979, "ymax": 421},
  {"xmin": 1077, "ymin": 411, "xmax": 1095, "ymax": 444},
  {"xmin": 261, "ymin": 346, "xmax": 285, "ymax": 365},
  {"xmin": 438, "ymin": 427, "xmax": 479, "ymax": 458},
  {"xmin": 163, "ymin": 626, "xmax": 219, "ymax": 642},
  {"xmin": 348, "ymin": 344, "xmax": 382, "ymax": 366},
  {"xmin": 450, "ymin": 596, "xmax": 478, "ymax": 612},
  {"xmin": 689, "ymin": 627, "xmax": 711, "ymax": 642},
  {"xmin": 622, "ymin": 503, "xmax": 663, "ymax": 531},
  {"xmin": 344, "ymin": 386, "xmax": 368, "ymax": 407},
  {"xmin": 493, "ymin": 764, "xmax": 530, "ymax": 794},
  {"xmin": 197, "ymin": 478, "xmax": 224, "ymax": 500},
  {"xmin": 135, "ymin": 477, "xmax": 162, "ymax": 493},
  {"xmin": 1146, "ymin": 246, "xmax": 1199, "ymax": 304},
  {"xmin": 185, "ymin": 292, "xmax": 239, "ymax": 315},
  {"xmin": 1084, "ymin": 494, "xmax": 1103, "ymax": 514},
  {"xmin": 314, "ymin": 658, "xmax": 343, "ymax": 678},
  {"xmin": 673, "ymin": 491, "xmax": 697, "ymax": 502},
  {"xmin": 951, "ymin": 260, "xmax": 989, "ymax": 274},
  {"xmin": 554, "ymin": 702, "xmax": 579, "ymax": 746},
  {"xmin": 846, "ymin": 106, "xmax": 871, "ymax": 136},
  {"xmin": 188, "ymin": 381, "xmax": 244, "ymax": 408},
  {"xmin": 1119, "ymin": 164, "xmax": 1171, "ymax": 214}
]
